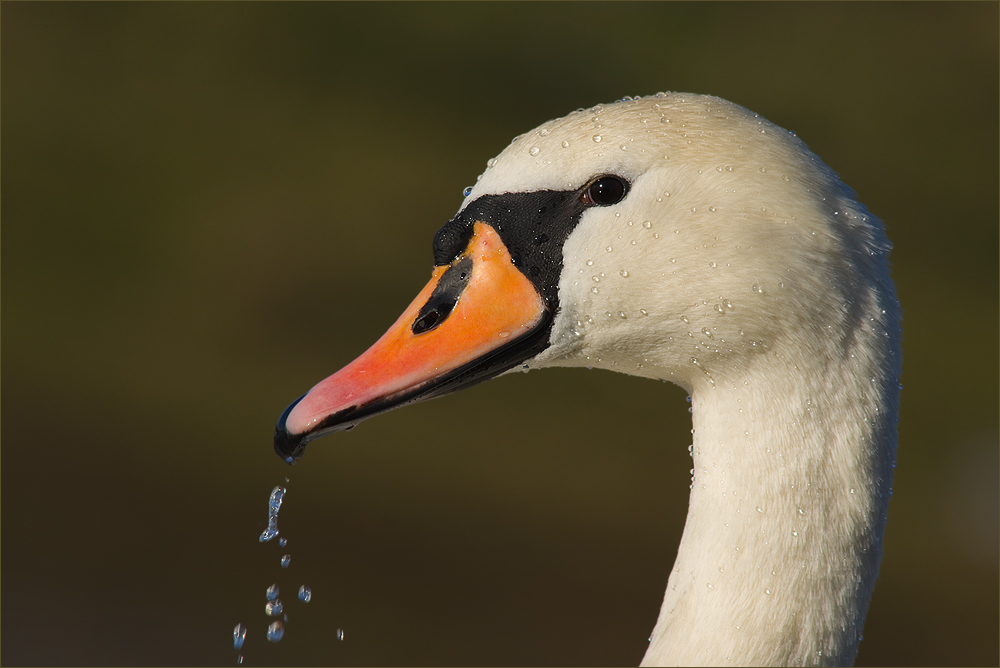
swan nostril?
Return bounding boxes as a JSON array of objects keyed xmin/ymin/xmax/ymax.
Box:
[
  {"xmin": 413, "ymin": 304, "xmax": 456, "ymax": 334},
  {"xmin": 413, "ymin": 311, "xmax": 440, "ymax": 333},
  {"xmin": 412, "ymin": 256, "xmax": 471, "ymax": 335}
]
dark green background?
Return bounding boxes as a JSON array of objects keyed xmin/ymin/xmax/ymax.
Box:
[{"xmin": 3, "ymin": 3, "xmax": 997, "ymax": 666}]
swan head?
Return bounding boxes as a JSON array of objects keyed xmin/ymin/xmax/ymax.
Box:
[
  {"xmin": 275, "ymin": 93, "xmax": 897, "ymax": 462},
  {"xmin": 468, "ymin": 94, "xmax": 895, "ymax": 389}
]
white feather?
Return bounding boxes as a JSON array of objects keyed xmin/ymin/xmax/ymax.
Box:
[{"xmin": 467, "ymin": 94, "xmax": 900, "ymax": 666}]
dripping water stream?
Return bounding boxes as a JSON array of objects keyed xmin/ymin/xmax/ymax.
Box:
[{"xmin": 232, "ymin": 480, "xmax": 344, "ymax": 665}]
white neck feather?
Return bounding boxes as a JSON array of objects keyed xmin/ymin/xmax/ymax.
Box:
[{"xmin": 642, "ymin": 338, "xmax": 898, "ymax": 666}]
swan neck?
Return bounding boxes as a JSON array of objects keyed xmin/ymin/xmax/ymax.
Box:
[{"xmin": 642, "ymin": 353, "xmax": 898, "ymax": 666}]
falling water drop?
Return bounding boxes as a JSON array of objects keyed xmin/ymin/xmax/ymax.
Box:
[
  {"xmin": 267, "ymin": 621, "xmax": 285, "ymax": 642},
  {"xmin": 337, "ymin": 628, "xmax": 345, "ymax": 641},
  {"xmin": 298, "ymin": 585, "xmax": 312, "ymax": 603},
  {"xmin": 259, "ymin": 486, "xmax": 286, "ymax": 542},
  {"xmin": 280, "ymin": 555, "xmax": 291, "ymax": 568},
  {"xmin": 233, "ymin": 623, "xmax": 247, "ymax": 650}
]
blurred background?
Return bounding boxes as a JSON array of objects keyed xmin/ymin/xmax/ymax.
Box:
[{"xmin": 3, "ymin": 3, "xmax": 997, "ymax": 666}]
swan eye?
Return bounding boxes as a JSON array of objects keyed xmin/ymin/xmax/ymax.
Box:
[{"xmin": 582, "ymin": 176, "xmax": 629, "ymax": 206}]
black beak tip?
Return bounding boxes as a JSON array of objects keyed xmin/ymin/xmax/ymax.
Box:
[{"xmin": 274, "ymin": 395, "xmax": 307, "ymax": 465}]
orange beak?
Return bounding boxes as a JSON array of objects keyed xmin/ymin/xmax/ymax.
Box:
[{"xmin": 275, "ymin": 222, "xmax": 551, "ymax": 463}]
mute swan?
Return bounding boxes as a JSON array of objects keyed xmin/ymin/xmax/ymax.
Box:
[{"xmin": 274, "ymin": 93, "xmax": 901, "ymax": 666}]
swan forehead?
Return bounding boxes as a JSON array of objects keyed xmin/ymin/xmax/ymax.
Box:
[{"xmin": 462, "ymin": 93, "xmax": 800, "ymax": 203}]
